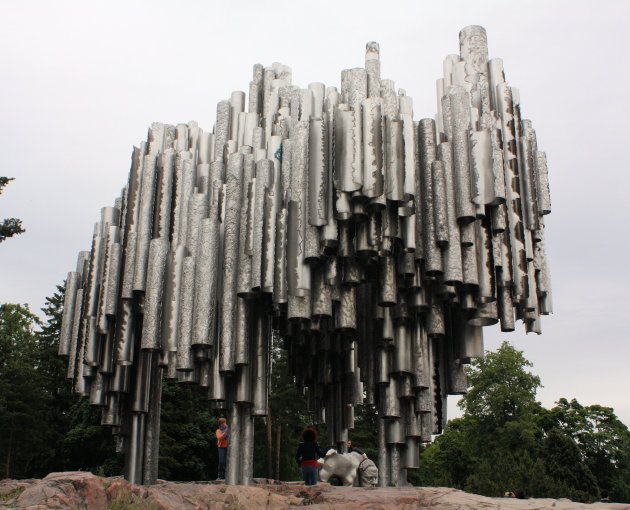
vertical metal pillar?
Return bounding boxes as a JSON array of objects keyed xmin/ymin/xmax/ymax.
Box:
[{"xmin": 142, "ymin": 354, "xmax": 163, "ymax": 485}]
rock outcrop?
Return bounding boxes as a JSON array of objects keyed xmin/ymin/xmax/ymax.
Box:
[{"xmin": 1, "ymin": 472, "xmax": 628, "ymax": 509}]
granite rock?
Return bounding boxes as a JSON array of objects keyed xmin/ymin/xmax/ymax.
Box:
[{"xmin": 1, "ymin": 473, "xmax": 628, "ymax": 510}]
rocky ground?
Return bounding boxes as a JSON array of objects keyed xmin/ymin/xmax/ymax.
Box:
[{"xmin": 1, "ymin": 472, "xmax": 629, "ymax": 509}]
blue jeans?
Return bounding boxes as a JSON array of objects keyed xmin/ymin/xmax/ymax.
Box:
[
  {"xmin": 217, "ymin": 447, "xmax": 227, "ymax": 480},
  {"xmin": 302, "ymin": 465, "xmax": 318, "ymax": 486}
]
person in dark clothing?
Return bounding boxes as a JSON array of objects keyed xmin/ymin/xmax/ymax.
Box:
[
  {"xmin": 347, "ymin": 440, "xmax": 367, "ymax": 459},
  {"xmin": 515, "ymin": 488, "xmax": 526, "ymax": 499},
  {"xmin": 295, "ymin": 428, "xmax": 324, "ymax": 486}
]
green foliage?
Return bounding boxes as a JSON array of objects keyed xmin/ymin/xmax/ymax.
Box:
[
  {"xmin": 0, "ymin": 177, "xmax": 25, "ymax": 243},
  {"xmin": 41, "ymin": 288, "xmax": 121, "ymax": 477},
  {"xmin": 418, "ymin": 341, "xmax": 630, "ymax": 503},
  {"xmin": 60, "ymin": 397, "xmax": 122, "ymax": 475},
  {"xmin": 0, "ymin": 289, "xmax": 122, "ymax": 479},
  {"xmin": 460, "ymin": 341, "xmax": 541, "ymax": 425},
  {"xmin": 263, "ymin": 334, "xmax": 311, "ymax": 481},
  {"xmin": 0, "ymin": 303, "xmax": 45, "ymax": 478},
  {"xmin": 548, "ymin": 398, "xmax": 630, "ymax": 502},
  {"xmin": 347, "ymin": 404, "xmax": 378, "ymax": 462},
  {"xmin": 158, "ymin": 380, "xmax": 216, "ymax": 481},
  {"xmin": 540, "ymin": 428, "xmax": 598, "ymax": 501},
  {"xmin": 0, "ymin": 486, "xmax": 25, "ymax": 501},
  {"xmin": 0, "ymin": 176, "xmax": 14, "ymax": 190}
]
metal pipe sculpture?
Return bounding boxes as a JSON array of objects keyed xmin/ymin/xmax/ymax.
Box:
[{"xmin": 59, "ymin": 26, "xmax": 552, "ymax": 486}]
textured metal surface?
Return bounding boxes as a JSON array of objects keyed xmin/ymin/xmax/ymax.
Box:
[
  {"xmin": 418, "ymin": 119, "xmax": 442, "ymax": 275},
  {"xmin": 431, "ymin": 160, "xmax": 448, "ymax": 246},
  {"xmin": 140, "ymin": 239, "xmax": 168, "ymax": 351},
  {"xmin": 308, "ymin": 118, "xmax": 329, "ymax": 226},
  {"xmin": 438, "ymin": 142, "xmax": 463, "ymax": 284},
  {"xmin": 362, "ymin": 98, "xmax": 384, "ymax": 198},
  {"xmin": 176, "ymin": 256, "xmax": 195, "ymax": 371},
  {"xmin": 60, "ymin": 27, "xmax": 552, "ymax": 486},
  {"xmin": 385, "ymin": 119, "xmax": 404, "ymax": 201},
  {"xmin": 193, "ymin": 215, "xmax": 220, "ymax": 347},
  {"xmin": 133, "ymin": 155, "xmax": 157, "ymax": 292},
  {"xmin": 59, "ymin": 271, "xmax": 79, "ymax": 356},
  {"xmin": 220, "ymin": 153, "xmax": 244, "ymax": 373}
]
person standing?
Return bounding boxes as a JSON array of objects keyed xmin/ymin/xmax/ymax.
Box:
[
  {"xmin": 295, "ymin": 428, "xmax": 324, "ymax": 486},
  {"xmin": 215, "ymin": 417, "xmax": 229, "ymax": 480}
]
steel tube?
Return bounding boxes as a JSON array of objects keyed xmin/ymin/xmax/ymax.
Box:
[
  {"xmin": 362, "ymin": 98, "xmax": 384, "ymax": 198},
  {"xmin": 237, "ymin": 154, "xmax": 254, "ymax": 297},
  {"xmin": 418, "ymin": 119, "xmax": 442, "ymax": 275},
  {"xmin": 308, "ymin": 118, "xmax": 328, "ymax": 226},
  {"xmin": 385, "ymin": 118, "xmax": 405, "ymax": 202},
  {"xmin": 176, "ymin": 256, "xmax": 195, "ymax": 371},
  {"xmin": 193, "ymin": 213, "xmax": 221, "ymax": 348},
  {"xmin": 220, "ymin": 153, "xmax": 244, "ymax": 373},
  {"xmin": 133, "ymin": 155, "xmax": 158, "ymax": 292},
  {"xmin": 431, "ymin": 160, "xmax": 448, "ymax": 246},
  {"xmin": 446, "ymin": 88, "xmax": 475, "ymax": 222},
  {"xmin": 59, "ymin": 271, "xmax": 79, "ymax": 356},
  {"xmin": 141, "ymin": 239, "xmax": 169, "ymax": 351}
]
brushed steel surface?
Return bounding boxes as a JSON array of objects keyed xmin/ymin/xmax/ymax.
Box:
[
  {"xmin": 59, "ymin": 271, "xmax": 79, "ymax": 356},
  {"xmin": 60, "ymin": 29, "xmax": 552, "ymax": 485},
  {"xmin": 133, "ymin": 155, "xmax": 158, "ymax": 292},
  {"xmin": 140, "ymin": 239, "xmax": 169, "ymax": 351},
  {"xmin": 176, "ymin": 256, "xmax": 195, "ymax": 371},
  {"xmin": 418, "ymin": 119, "xmax": 443, "ymax": 275}
]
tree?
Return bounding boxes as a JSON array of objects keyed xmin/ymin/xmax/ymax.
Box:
[
  {"xmin": 0, "ymin": 288, "xmax": 123, "ymax": 479},
  {"xmin": 0, "ymin": 304, "xmax": 44, "ymax": 478},
  {"xmin": 37, "ymin": 287, "xmax": 122, "ymax": 476},
  {"xmin": 460, "ymin": 341, "xmax": 542, "ymax": 425},
  {"xmin": 29, "ymin": 286, "xmax": 74, "ymax": 475},
  {"xmin": 348, "ymin": 404, "xmax": 378, "ymax": 462},
  {"xmin": 159, "ymin": 379, "xmax": 215, "ymax": 481},
  {"xmin": 264, "ymin": 334, "xmax": 312, "ymax": 481},
  {"xmin": 0, "ymin": 177, "xmax": 25, "ymax": 243},
  {"xmin": 549, "ymin": 398, "xmax": 630, "ymax": 502},
  {"xmin": 540, "ymin": 427, "xmax": 599, "ymax": 501},
  {"xmin": 416, "ymin": 341, "xmax": 624, "ymax": 502}
]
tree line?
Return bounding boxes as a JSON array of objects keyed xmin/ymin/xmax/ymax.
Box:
[
  {"xmin": 411, "ymin": 344, "xmax": 630, "ymax": 503},
  {"xmin": 0, "ymin": 285, "xmax": 628, "ymax": 503}
]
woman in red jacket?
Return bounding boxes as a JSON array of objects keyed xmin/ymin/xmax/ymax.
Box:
[{"xmin": 215, "ymin": 418, "xmax": 229, "ymax": 480}]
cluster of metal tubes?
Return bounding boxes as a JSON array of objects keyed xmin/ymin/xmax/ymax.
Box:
[{"xmin": 58, "ymin": 26, "xmax": 551, "ymax": 486}]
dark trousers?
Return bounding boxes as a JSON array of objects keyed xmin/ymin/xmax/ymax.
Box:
[
  {"xmin": 301, "ymin": 465, "xmax": 319, "ymax": 486},
  {"xmin": 217, "ymin": 447, "xmax": 227, "ymax": 480}
]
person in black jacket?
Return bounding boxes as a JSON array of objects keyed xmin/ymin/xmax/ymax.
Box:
[
  {"xmin": 295, "ymin": 428, "xmax": 324, "ymax": 486},
  {"xmin": 347, "ymin": 440, "xmax": 367, "ymax": 459}
]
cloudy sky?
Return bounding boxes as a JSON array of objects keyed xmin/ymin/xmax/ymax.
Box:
[{"xmin": 1, "ymin": 0, "xmax": 628, "ymax": 426}]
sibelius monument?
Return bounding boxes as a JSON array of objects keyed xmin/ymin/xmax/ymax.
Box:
[{"xmin": 58, "ymin": 26, "xmax": 552, "ymax": 486}]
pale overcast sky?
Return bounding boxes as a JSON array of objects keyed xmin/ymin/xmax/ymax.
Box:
[{"xmin": 1, "ymin": 0, "xmax": 628, "ymax": 426}]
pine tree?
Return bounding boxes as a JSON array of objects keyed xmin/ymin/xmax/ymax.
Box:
[
  {"xmin": 0, "ymin": 177, "xmax": 25, "ymax": 243},
  {"xmin": 0, "ymin": 303, "xmax": 44, "ymax": 478}
]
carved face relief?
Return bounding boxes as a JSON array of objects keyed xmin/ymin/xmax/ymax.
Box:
[{"xmin": 361, "ymin": 464, "xmax": 379, "ymax": 487}]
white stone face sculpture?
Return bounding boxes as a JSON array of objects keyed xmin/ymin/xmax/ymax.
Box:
[{"xmin": 318, "ymin": 449, "xmax": 379, "ymax": 487}]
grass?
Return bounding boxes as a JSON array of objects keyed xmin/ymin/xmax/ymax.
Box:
[
  {"xmin": 105, "ymin": 485, "xmax": 160, "ymax": 510},
  {"xmin": 0, "ymin": 486, "xmax": 25, "ymax": 501}
]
